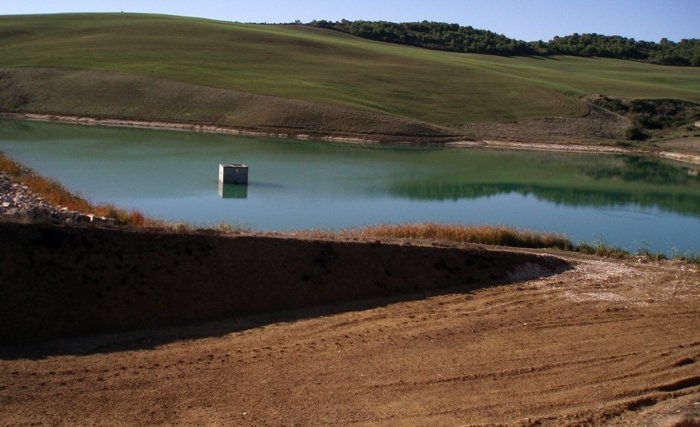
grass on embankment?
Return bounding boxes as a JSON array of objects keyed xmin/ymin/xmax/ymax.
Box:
[
  {"xmin": 341, "ymin": 223, "xmax": 575, "ymax": 249},
  {"xmin": 0, "ymin": 13, "xmax": 698, "ymax": 132},
  {"xmin": 307, "ymin": 222, "xmax": 700, "ymax": 264}
]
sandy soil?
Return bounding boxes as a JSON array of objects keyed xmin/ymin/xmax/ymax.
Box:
[{"xmin": 1, "ymin": 223, "xmax": 699, "ymax": 426}]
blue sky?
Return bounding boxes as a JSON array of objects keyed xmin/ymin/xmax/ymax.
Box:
[{"xmin": 3, "ymin": 0, "xmax": 698, "ymax": 42}]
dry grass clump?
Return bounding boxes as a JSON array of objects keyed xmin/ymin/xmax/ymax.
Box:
[
  {"xmin": 21, "ymin": 174, "xmax": 94, "ymax": 213},
  {"xmin": 575, "ymin": 241, "xmax": 630, "ymax": 259},
  {"xmin": 97, "ymin": 204, "xmax": 151, "ymax": 227},
  {"xmin": 336, "ymin": 223, "xmax": 700, "ymax": 263},
  {"xmin": 0, "ymin": 154, "xmax": 23, "ymax": 176},
  {"xmin": 341, "ymin": 222, "xmax": 575, "ymax": 250}
]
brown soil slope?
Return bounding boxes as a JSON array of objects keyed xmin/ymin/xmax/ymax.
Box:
[
  {"xmin": 1, "ymin": 223, "xmax": 699, "ymax": 426},
  {"xmin": 0, "ymin": 68, "xmax": 457, "ymax": 143}
]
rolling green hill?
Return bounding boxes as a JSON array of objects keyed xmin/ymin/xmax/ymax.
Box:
[{"xmin": 0, "ymin": 13, "xmax": 699, "ymax": 142}]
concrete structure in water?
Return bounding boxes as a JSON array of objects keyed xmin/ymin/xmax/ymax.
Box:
[{"xmin": 218, "ymin": 163, "xmax": 248, "ymax": 185}]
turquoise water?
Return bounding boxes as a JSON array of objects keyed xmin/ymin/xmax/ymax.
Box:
[{"xmin": 1, "ymin": 119, "xmax": 700, "ymax": 255}]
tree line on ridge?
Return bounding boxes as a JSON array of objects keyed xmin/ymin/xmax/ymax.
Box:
[{"xmin": 306, "ymin": 20, "xmax": 700, "ymax": 66}]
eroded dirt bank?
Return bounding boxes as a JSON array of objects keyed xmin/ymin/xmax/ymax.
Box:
[
  {"xmin": 0, "ymin": 221, "xmax": 567, "ymax": 343},
  {"xmin": 0, "ymin": 226, "xmax": 698, "ymax": 425}
]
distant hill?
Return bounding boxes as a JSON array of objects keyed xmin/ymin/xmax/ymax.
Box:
[
  {"xmin": 0, "ymin": 13, "xmax": 698, "ymax": 143},
  {"xmin": 308, "ymin": 20, "xmax": 700, "ymax": 66}
]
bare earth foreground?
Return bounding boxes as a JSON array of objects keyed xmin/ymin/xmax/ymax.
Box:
[{"xmin": 0, "ymin": 222, "xmax": 699, "ymax": 426}]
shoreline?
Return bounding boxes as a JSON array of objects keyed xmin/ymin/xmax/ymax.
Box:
[
  {"xmin": 0, "ymin": 112, "xmax": 383, "ymax": 144},
  {"xmin": 481, "ymin": 140, "xmax": 700, "ymax": 166},
  {"xmin": 3, "ymin": 112, "xmax": 700, "ymax": 166}
]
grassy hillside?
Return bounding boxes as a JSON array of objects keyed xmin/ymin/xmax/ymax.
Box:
[
  {"xmin": 0, "ymin": 68, "xmax": 452, "ymax": 141},
  {"xmin": 0, "ymin": 13, "xmax": 699, "ymax": 138}
]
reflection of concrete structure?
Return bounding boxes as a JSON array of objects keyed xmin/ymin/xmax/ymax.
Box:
[
  {"xmin": 218, "ymin": 182, "xmax": 248, "ymax": 199},
  {"xmin": 218, "ymin": 163, "xmax": 248, "ymax": 185}
]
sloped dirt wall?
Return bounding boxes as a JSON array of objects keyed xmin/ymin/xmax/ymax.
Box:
[{"xmin": 0, "ymin": 222, "xmax": 569, "ymax": 343}]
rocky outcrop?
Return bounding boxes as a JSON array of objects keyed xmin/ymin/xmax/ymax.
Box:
[{"xmin": 0, "ymin": 173, "xmax": 115, "ymax": 225}]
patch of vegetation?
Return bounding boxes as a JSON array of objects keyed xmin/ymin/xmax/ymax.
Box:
[
  {"xmin": 672, "ymin": 252, "xmax": 700, "ymax": 264},
  {"xmin": 545, "ymin": 34, "xmax": 700, "ymax": 66},
  {"xmin": 339, "ymin": 223, "xmax": 575, "ymax": 250},
  {"xmin": 317, "ymin": 222, "xmax": 698, "ymax": 264},
  {"xmin": 0, "ymin": 152, "xmax": 23, "ymax": 176},
  {"xmin": 575, "ymin": 240, "xmax": 630, "ymax": 259},
  {"xmin": 629, "ymin": 99, "xmax": 700, "ymax": 130},
  {"xmin": 210, "ymin": 221, "xmax": 253, "ymax": 233},
  {"xmin": 590, "ymin": 95, "xmax": 700, "ymax": 140}
]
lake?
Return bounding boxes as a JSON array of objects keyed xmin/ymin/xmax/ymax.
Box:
[{"xmin": 1, "ymin": 119, "xmax": 699, "ymax": 256}]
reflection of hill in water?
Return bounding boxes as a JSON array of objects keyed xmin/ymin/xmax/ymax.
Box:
[
  {"xmin": 391, "ymin": 155, "xmax": 700, "ymax": 217},
  {"xmin": 580, "ymin": 156, "xmax": 695, "ymax": 186},
  {"xmin": 390, "ymin": 182, "xmax": 700, "ymax": 218}
]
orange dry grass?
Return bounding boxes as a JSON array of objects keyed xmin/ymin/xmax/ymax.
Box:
[{"xmin": 21, "ymin": 174, "xmax": 93, "ymax": 212}]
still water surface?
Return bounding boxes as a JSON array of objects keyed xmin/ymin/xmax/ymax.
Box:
[{"xmin": 1, "ymin": 119, "xmax": 699, "ymax": 255}]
